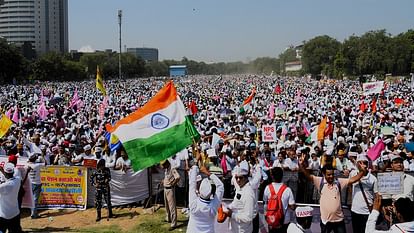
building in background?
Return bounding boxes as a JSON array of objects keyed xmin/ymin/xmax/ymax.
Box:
[
  {"xmin": 169, "ymin": 65, "xmax": 187, "ymax": 77},
  {"xmin": 127, "ymin": 47, "xmax": 158, "ymax": 62},
  {"xmin": 0, "ymin": 0, "xmax": 68, "ymax": 56},
  {"xmin": 284, "ymin": 44, "xmax": 303, "ymax": 72}
]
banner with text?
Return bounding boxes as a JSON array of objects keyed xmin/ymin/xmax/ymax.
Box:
[
  {"xmin": 39, "ymin": 166, "xmax": 87, "ymax": 209},
  {"xmin": 363, "ymin": 81, "xmax": 384, "ymax": 96},
  {"xmin": 262, "ymin": 125, "xmax": 276, "ymax": 142}
]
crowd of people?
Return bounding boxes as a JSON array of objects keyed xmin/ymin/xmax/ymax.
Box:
[{"xmin": 1, "ymin": 74, "xmax": 414, "ymax": 232}]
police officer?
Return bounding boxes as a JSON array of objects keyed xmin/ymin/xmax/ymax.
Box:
[
  {"xmin": 90, "ymin": 159, "xmax": 114, "ymax": 221},
  {"xmin": 161, "ymin": 159, "xmax": 180, "ymax": 231}
]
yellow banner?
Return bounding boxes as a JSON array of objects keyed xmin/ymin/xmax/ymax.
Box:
[{"xmin": 39, "ymin": 166, "xmax": 87, "ymax": 209}]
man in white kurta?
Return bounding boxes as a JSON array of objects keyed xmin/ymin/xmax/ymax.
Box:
[
  {"xmin": 225, "ymin": 160, "xmax": 256, "ymax": 233},
  {"xmin": 186, "ymin": 165, "xmax": 224, "ymax": 233}
]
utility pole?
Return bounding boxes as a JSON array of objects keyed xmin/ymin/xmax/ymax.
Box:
[{"xmin": 118, "ymin": 10, "xmax": 122, "ymax": 79}]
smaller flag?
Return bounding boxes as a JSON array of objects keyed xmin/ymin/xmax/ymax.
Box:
[
  {"xmin": 359, "ymin": 102, "xmax": 366, "ymax": 112},
  {"xmin": 188, "ymin": 101, "xmax": 198, "ymax": 115},
  {"xmin": 12, "ymin": 106, "xmax": 19, "ymax": 124},
  {"xmin": 274, "ymin": 84, "xmax": 282, "ymax": 94},
  {"xmin": 317, "ymin": 116, "xmax": 327, "ymax": 141},
  {"xmin": 268, "ymin": 103, "xmax": 275, "ymax": 119},
  {"xmin": 69, "ymin": 89, "xmax": 79, "ymax": 108},
  {"xmin": 324, "ymin": 120, "xmax": 333, "ymax": 137},
  {"xmin": 303, "ymin": 122, "xmax": 310, "ymax": 137},
  {"xmin": 367, "ymin": 139, "xmax": 385, "ymax": 161},
  {"xmin": 5, "ymin": 108, "xmax": 12, "ymax": 118},
  {"xmin": 371, "ymin": 97, "xmax": 377, "ymax": 113},
  {"xmin": 104, "ymin": 131, "xmax": 122, "ymax": 152},
  {"xmin": 96, "ymin": 66, "xmax": 107, "ymax": 96},
  {"xmin": 0, "ymin": 114, "xmax": 13, "ymax": 138},
  {"xmin": 37, "ymin": 101, "xmax": 49, "ymax": 120},
  {"xmin": 394, "ymin": 98, "xmax": 404, "ymax": 106},
  {"xmin": 240, "ymin": 87, "xmax": 256, "ymax": 113}
]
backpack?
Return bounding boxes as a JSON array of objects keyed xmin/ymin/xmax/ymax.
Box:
[{"xmin": 265, "ymin": 184, "xmax": 287, "ymax": 229}]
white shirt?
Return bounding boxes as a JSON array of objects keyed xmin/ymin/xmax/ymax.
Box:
[
  {"xmin": 26, "ymin": 162, "xmax": 44, "ymax": 185},
  {"xmin": 365, "ymin": 209, "xmax": 414, "ymax": 233},
  {"xmin": 0, "ymin": 176, "xmax": 21, "ymax": 219},
  {"xmin": 350, "ymin": 170, "xmax": 378, "ymax": 215},
  {"xmin": 335, "ymin": 158, "xmax": 352, "ymax": 171},
  {"xmin": 228, "ymin": 182, "xmax": 255, "ymax": 233},
  {"xmin": 285, "ymin": 157, "xmax": 299, "ymax": 171},
  {"xmin": 186, "ymin": 166, "xmax": 224, "ymax": 233},
  {"xmin": 115, "ymin": 157, "xmax": 131, "ymax": 169},
  {"xmin": 263, "ymin": 182, "xmax": 296, "ymax": 225},
  {"xmin": 308, "ymin": 158, "xmax": 320, "ymax": 170},
  {"xmin": 287, "ymin": 222, "xmax": 307, "ymax": 233}
]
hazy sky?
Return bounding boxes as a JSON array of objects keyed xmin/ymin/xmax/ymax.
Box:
[{"xmin": 69, "ymin": 0, "xmax": 413, "ymax": 62}]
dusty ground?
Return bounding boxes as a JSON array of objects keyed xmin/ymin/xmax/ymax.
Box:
[{"xmin": 21, "ymin": 205, "xmax": 188, "ymax": 233}]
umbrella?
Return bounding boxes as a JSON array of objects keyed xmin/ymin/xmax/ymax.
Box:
[
  {"xmin": 219, "ymin": 108, "xmax": 235, "ymax": 116},
  {"xmin": 49, "ymin": 96, "xmax": 64, "ymax": 105}
]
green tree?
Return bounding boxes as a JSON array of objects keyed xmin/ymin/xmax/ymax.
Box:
[
  {"xmin": 355, "ymin": 30, "xmax": 392, "ymax": 76},
  {"xmin": 0, "ymin": 38, "xmax": 28, "ymax": 84},
  {"xmin": 302, "ymin": 35, "xmax": 341, "ymax": 76}
]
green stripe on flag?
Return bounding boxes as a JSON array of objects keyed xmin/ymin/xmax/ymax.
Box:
[{"xmin": 123, "ymin": 117, "xmax": 199, "ymax": 171}]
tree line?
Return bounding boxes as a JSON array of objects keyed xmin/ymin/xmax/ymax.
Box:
[{"xmin": 0, "ymin": 29, "xmax": 413, "ymax": 84}]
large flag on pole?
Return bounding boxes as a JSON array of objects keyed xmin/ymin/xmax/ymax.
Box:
[
  {"xmin": 96, "ymin": 66, "xmax": 107, "ymax": 96},
  {"xmin": 106, "ymin": 81, "xmax": 200, "ymax": 171}
]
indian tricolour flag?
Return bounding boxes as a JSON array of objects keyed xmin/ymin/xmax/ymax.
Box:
[
  {"xmin": 240, "ymin": 87, "xmax": 256, "ymax": 113},
  {"xmin": 106, "ymin": 81, "xmax": 200, "ymax": 171}
]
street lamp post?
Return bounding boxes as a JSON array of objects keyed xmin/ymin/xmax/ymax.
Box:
[{"xmin": 118, "ymin": 10, "xmax": 122, "ymax": 79}]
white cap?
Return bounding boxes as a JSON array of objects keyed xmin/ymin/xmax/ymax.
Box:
[
  {"xmin": 295, "ymin": 206, "xmax": 314, "ymax": 218},
  {"xmin": 384, "ymin": 138, "xmax": 392, "ymax": 145},
  {"xmin": 199, "ymin": 178, "xmax": 212, "ymax": 199},
  {"xmin": 348, "ymin": 151, "xmax": 358, "ymax": 157},
  {"xmin": 95, "ymin": 147, "xmax": 103, "ymax": 153},
  {"xmin": 4, "ymin": 162, "xmax": 15, "ymax": 174},
  {"xmin": 83, "ymin": 145, "xmax": 91, "ymax": 151},
  {"xmin": 234, "ymin": 160, "xmax": 249, "ymax": 176},
  {"xmin": 356, "ymin": 154, "xmax": 369, "ymax": 162}
]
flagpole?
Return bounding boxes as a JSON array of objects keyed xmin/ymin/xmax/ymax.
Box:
[{"xmin": 118, "ymin": 10, "xmax": 122, "ymax": 80}]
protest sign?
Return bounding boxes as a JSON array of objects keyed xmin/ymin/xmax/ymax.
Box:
[
  {"xmin": 83, "ymin": 159, "xmax": 97, "ymax": 168},
  {"xmin": 377, "ymin": 172, "xmax": 404, "ymax": 195},
  {"xmin": 363, "ymin": 81, "xmax": 384, "ymax": 96},
  {"xmin": 39, "ymin": 166, "xmax": 87, "ymax": 209},
  {"xmin": 262, "ymin": 125, "xmax": 276, "ymax": 142}
]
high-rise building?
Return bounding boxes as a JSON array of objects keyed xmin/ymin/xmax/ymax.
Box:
[
  {"xmin": 0, "ymin": 0, "xmax": 68, "ymax": 55},
  {"xmin": 127, "ymin": 47, "xmax": 159, "ymax": 62}
]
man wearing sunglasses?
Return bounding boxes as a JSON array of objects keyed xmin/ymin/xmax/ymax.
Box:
[{"xmin": 224, "ymin": 160, "xmax": 256, "ymax": 233}]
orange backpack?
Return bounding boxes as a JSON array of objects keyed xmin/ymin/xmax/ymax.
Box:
[{"xmin": 265, "ymin": 184, "xmax": 287, "ymax": 229}]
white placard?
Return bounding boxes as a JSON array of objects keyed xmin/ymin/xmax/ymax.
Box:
[
  {"xmin": 262, "ymin": 125, "xmax": 276, "ymax": 142},
  {"xmin": 363, "ymin": 81, "xmax": 384, "ymax": 96},
  {"xmin": 377, "ymin": 172, "xmax": 404, "ymax": 195}
]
